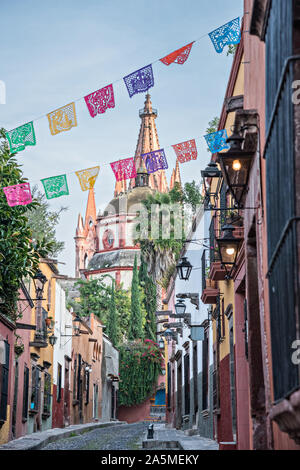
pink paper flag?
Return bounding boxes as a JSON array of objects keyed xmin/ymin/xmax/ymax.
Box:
[
  {"xmin": 110, "ymin": 158, "xmax": 137, "ymax": 182},
  {"xmin": 3, "ymin": 182, "xmax": 32, "ymax": 207},
  {"xmin": 84, "ymin": 84, "xmax": 115, "ymax": 118}
]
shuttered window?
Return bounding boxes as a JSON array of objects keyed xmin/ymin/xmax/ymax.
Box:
[
  {"xmin": 184, "ymin": 354, "xmax": 190, "ymax": 415},
  {"xmin": 0, "ymin": 341, "xmax": 10, "ymax": 422},
  {"xmin": 57, "ymin": 363, "xmax": 62, "ymax": 402},
  {"xmin": 202, "ymin": 331, "xmax": 209, "ymax": 411},
  {"xmin": 22, "ymin": 366, "xmax": 29, "ymax": 420},
  {"xmin": 43, "ymin": 372, "xmax": 51, "ymax": 414},
  {"xmin": 30, "ymin": 366, "xmax": 40, "ymax": 411}
]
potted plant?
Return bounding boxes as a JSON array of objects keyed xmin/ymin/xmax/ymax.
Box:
[
  {"xmin": 14, "ymin": 337, "xmax": 25, "ymax": 357},
  {"xmin": 45, "ymin": 316, "xmax": 53, "ymax": 328}
]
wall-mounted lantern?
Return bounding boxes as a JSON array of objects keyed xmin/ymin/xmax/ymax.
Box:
[
  {"xmin": 73, "ymin": 314, "xmax": 82, "ymax": 336},
  {"xmin": 216, "ymin": 224, "xmax": 242, "ymax": 279},
  {"xmin": 176, "ymin": 257, "xmax": 193, "ymax": 281},
  {"xmin": 48, "ymin": 334, "xmax": 57, "ymax": 347},
  {"xmin": 175, "ymin": 300, "xmax": 186, "ymax": 316},
  {"xmin": 32, "ymin": 270, "xmax": 47, "ymax": 300},
  {"xmin": 159, "ymin": 338, "xmax": 165, "ymax": 349},
  {"xmin": 201, "ymin": 162, "xmax": 222, "ymax": 210},
  {"xmin": 218, "ymin": 132, "xmax": 254, "ymax": 208}
]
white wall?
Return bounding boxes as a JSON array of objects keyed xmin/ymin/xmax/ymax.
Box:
[
  {"xmin": 174, "ymin": 209, "xmax": 213, "ymax": 399},
  {"xmin": 53, "ymin": 280, "xmax": 73, "ymax": 389}
]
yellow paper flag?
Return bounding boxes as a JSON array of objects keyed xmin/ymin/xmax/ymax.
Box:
[
  {"xmin": 75, "ymin": 166, "xmax": 100, "ymax": 191},
  {"xmin": 47, "ymin": 102, "xmax": 77, "ymax": 136}
]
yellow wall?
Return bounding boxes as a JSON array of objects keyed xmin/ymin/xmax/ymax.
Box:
[
  {"xmin": 0, "ymin": 406, "xmax": 10, "ymax": 444},
  {"xmin": 210, "ymin": 56, "xmax": 245, "ymax": 361},
  {"xmin": 30, "ymin": 261, "xmax": 57, "ymax": 391}
]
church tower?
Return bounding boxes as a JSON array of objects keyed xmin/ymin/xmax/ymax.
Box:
[
  {"xmin": 75, "ymin": 95, "xmax": 181, "ymax": 283},
  {"xmin": 115, "ymin": 94, "xmax": 169, "ymax": 196}
]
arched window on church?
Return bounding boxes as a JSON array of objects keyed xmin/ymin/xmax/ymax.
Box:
[{"xmin": 84, "ymin": 254, "xmax": 88, "ymax": 269}]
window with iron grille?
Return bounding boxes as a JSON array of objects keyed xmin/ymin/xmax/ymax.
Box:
[
  {"xmin": 43, "ymin": 372, "xmax": 51, "ymax": 414},
  {"xmin": 265, "ymin": 0, "xmax": 300, "ymax": 402},
  {"xmin": 57, "ymin": 363, "xmax": 62, "ymax": 402},
  {"xmin": 214, "ymin": 297, "xmax": 223, "ymax": 343},
  {"xmin": 167, "ymin": 363, "xmax": 171, "ymax": 410},
  {"xmin": 202, "ymin": 331, "xmax": 209, "ymax": 411},
  {"xmin": 193, "ymin": 343, "xmax": 198, "ymax": 414},
  {"xmin": 77, "ymin": 354, "xmax": 81, "ymax": 400},
  {"xmin": 0, "ymin": 341, "xmax": 10, "ymax": 422},
  {"xmin": 184, "ymin": 354, "xmax": 190, "ymax": 415},
  {"xmin": 201, "ymin": 251, "xmax": 207, "ymax": 292},
  {"xmin": 209, "ymin": 218, "xmax": 216, "ymax": 266},
  {"xmin": 30, "ymin": 366, "xmax": 40, "ymax": 412},
  {"xmin": 85, "ymin": 371, "xmax": 90, "ymax": 405},
  {"xmin": 219, "ymin": 181, "xmax": 227, "ymax": 232},
  {"xmin": 73, "ymin": 355, "xmax": 77, "ymax": 400},
  {"xmin": 212, "ymin": 350, "xmax": 220, "ymax": 411},
  {"xmin": 22, "ymin": 366, "xmax": 29, "ymax": 420}
]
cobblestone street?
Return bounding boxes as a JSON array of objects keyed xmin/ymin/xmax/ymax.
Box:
[
  {"xmin": 40, "ymin": 422, "xmax": 219, "ymax": 451},
  {"xmin": 42, "ymin": 423, "xmax": 148, "ymax": 451}
]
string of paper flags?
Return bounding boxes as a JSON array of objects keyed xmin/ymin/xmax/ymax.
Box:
[
  {"xmin": 2, "ymin": 128, "xmax": 231, "ymax": 207},
  {"xmin": 2, "ymin": 16, "xmax": 241, "ymax": 208}
]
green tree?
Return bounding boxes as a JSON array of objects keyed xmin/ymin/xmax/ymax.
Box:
[
  {"xmin": 73, "ymin": 276, "xmax": 131, "ymax": 344},
  {"xmin": 0, "ymin": 128, "xmax": 48, "ymax": 320},
  {"xmin": 106, "ymin": 280, "xmax": 118, "ymax": 347},
  {"xmin": 138, "ymin": 258, "xmax": 156, "ymax": 341},
  {"xmin": 227, "ymin": 44, "xmax": 238, "ymax": 56},
  {"xmin": 118, "ymin": 340, "xmax": 162, "ymax": 407},
  {"xmin": 25, "ymin": 185, "xmax": 67, "ymax": 257},
  {"xmin": 128, "ymin": 255, "xmax": 144, "ymax": 341},
  {"xmin": 206, "ymin": 117, "xmax": 220, "ymax": 135}
]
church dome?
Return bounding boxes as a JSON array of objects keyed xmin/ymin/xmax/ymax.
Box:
[{"xmin": 102, "ymin": 185, "xmax": 156, "ymax": 217}]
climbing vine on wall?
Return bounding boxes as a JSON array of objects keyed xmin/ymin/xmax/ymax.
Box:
[{"xmin": 118, "ymin": 340, "xmax": 163, "ymax": 407}]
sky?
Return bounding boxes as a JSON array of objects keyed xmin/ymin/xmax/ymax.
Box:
[{"xmin": 0, "ymin": 0, "xmax": 243, "ymax": 276}]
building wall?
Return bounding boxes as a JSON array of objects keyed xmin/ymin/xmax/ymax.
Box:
[
  {"xmin": 52, "ymin": 280, "xmax": 72, "ymax": 429},
  {"xmin": 118, "ymin": 399, "xmax": 151, "ymax": 424},
  {"xmin": 70, "ymin": 314, "xmax": 103, "ymax": 425},
  {"xmin": 13, "ymin": 285, "xmax": 32, "ymax": 440},
  {"xmin": 101, "ymin": 336, "xmax": 119, "ymax": 421},
  {"xmin": 0, "ymin": 317, "xmax": 15, "ymax": 444}
]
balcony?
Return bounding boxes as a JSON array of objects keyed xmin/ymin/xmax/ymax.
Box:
[
  {"xmin": 201, "ymin": 279, "xmax": 220, "ymax": 305},
  {"xmin": 139, "ymin": 108, "xmax": 158, "ymax": 118}
]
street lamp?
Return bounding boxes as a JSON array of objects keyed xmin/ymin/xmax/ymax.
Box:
[
  {"xmin": 175, "ymin": 300, "xmax": 186, "ymax": 316},
  {"xmin": 218, "ymin": 131, "xmax": 254, "ymax": 208},
  {"xmin": 216, "ymin": 224, "xmax": 242, "ymax": 279},
  {"xmin": 201, "ymin": 162, "xmax": 222, "ymax": 210},
  {"xmin": 176, "ymin": 257, "xmax": 193, "ymax": 281},
  {"xmin": 73, "ymin": 314, "xmax": 82, "ymax": 336},
  {"xmin": 48, "ymin": 334, "xmax": 57, "ymax": 346},
  {"xmin": 33, "ymin": 270, "xmax": 47, "ymax": 299},
  {"xmin": 159, "ymin": 338, "xmax": 165, "ymax": 349}
]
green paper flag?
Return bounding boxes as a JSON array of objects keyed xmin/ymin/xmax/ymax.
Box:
[
  {"xmin": 41, "ymin": 174, "xmax": 69, "ymax": 200},
  {"xmin": 6, "ymin": 122, "xmax": 36, "ymax": 153}
]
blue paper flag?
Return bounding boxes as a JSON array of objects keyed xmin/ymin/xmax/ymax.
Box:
[
  {"xmin": 209, "ymin": 17, "xmax": 241, "ymax": 54},
  {"xmin": 204, "ymin": 130, "xmax": 230, "ymax": 153},
  {"xmin": 142, "ymin": 149, "xmax": 168, "ymax": 174},
  {"xmin": 123, "ymin": 64, "xmax": 154, "ymax": 98}
]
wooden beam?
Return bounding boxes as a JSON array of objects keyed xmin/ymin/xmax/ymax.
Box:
[{"xmin": 16, "ymin": 322, "xmax": 36, "ymax": 330}]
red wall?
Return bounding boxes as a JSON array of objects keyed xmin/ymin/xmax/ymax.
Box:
[
  {"xmin": 118, "ymin": 399, "xmax": 151, "ymax": 423},
  {"xmin": 52, "ymin": 385, "xmax": 64, "ymax": 429},
  {"xmin": 217, "ymin": 354, "xmax": 234, "ymax": 445}
]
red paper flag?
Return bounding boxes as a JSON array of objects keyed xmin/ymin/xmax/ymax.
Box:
[
  {"xmin": 172, "ymin": 139, "xmax": 198, "ymax": 163},
  {"xmin": 110, "ymin": 158, "xmax": 137, "ymax": 182},
  {"xmin": 160, "ymin": 42, "xmax": 194, "ymax": 66}
]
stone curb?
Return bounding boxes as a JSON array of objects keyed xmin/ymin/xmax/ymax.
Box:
[
  {"xmin": 0, "ymin": 420, "xmax": 127, "ymax": 451},
  {"xmin": 142, "ymin": 429, "xmax": 219, "ymax": 451}
]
